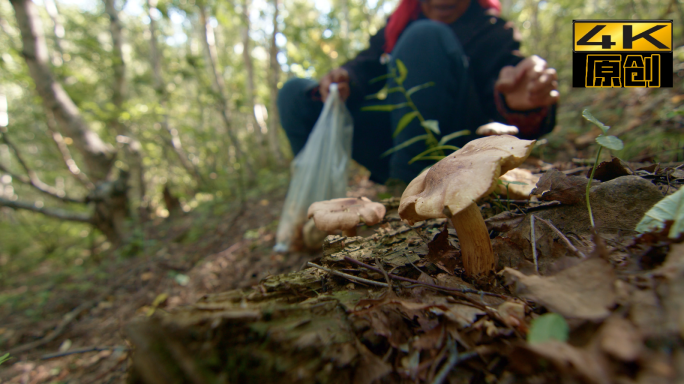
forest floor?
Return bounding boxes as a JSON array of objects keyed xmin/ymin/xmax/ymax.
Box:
[{"xmin": 1, "ymin": 82, "xmax": 683, "ymax": 383}]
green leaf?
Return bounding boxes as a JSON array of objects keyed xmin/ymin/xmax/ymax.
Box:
[
  {"xmin": 595, "ymin": 135, "xmax": 624, "ymax": 151},
  {"xmin": 0, "ymin": 353, "xmax": 10, "ymax": 366},
  {"xmin": 421, "ymin": 120, "xmax": 440, "ymax": 135},
  {"xmin": 408, "ymin": 145, "xmax": 459, "ymax": 164},
  {"xmin": 406, "ymin": 82, "xmax": 435, "ymax": 97},
  {"xmin": 527, "ymin": 313, "xmax": 569, "ymax": 344},
  {"xmin": 369, "ymin": 73, "xmax": 392, "ymax": 84},
  {"xmin": 394, "ymin": 111, "xmax": 418, "ymax": 138},
  {"xmin": 438, "ymin": 130, "xmax": 470, "ymax": 146},
  {"xmin": 582, "ymin": 109, "xmax": 610, "ymax": 134},
  {"xmin": 381, "ymin": 134, "xmax": 429, "ymax": 157},
  {"xmin": 636, "ymin": 186, "xmax": 684, "ymax": 239},
  {"xmin": 360, "ymin": 102, "xmax": 408, "ymax": 112},
  {"xmin": 396, "ymin": 59, "xmax": 408, "ymax": 85}
]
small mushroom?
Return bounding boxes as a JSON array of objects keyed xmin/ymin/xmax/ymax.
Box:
[
  {"xmin": 308, "ymin": 197, "xmax": 386, "ymax": 237},
  {"xmin": 399, "ymin": 135, "xmax": 535, "ymax": 276},
  {"xmin": 476, "ymin": 122, "xmax": 519, "ymax": 136}
]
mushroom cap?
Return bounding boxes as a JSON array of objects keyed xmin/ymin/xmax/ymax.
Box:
[
  {"xmin": 399, "ymin": 135, "xmax": 535, "ymax": 224},
  {"xmin": 475, "ymin": 122, "xmax": 520, "ymax": 136},
  {"xmin": 307, "ymin": 197, "xmax": 386, "ymax": 232}
]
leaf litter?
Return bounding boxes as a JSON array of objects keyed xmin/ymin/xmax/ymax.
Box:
[{"xmin": 125, "ymin": 159, "xmax": 684, "ymax": 384}]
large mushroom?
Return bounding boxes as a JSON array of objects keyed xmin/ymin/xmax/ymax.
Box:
[
  {"xmin": 308, "ymin": 197, "xmax": 386, "ymax": 237},
  {"xmin": 399, "ymin": 135, "xmax": 535, "ymax": 276}
]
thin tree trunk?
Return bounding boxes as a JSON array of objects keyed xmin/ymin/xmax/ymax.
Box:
[
  {"xmin": 43, "ymin": 0, "xmax": 64, "ymax": 66},
  {"xmin": 10, "ymin": 0, "xmax": 116, "ymax": 183},
  {"xmin": 267, "ymin": 0, "xmax": 284, "ymax": 163},
  {"xmin": 105, "ymin": 0, "xmax": 147, "ymax": 216},
  {"xmin": 147, "ymin": 0, "xmax": 205, "ymax": 187},
  {"xmin": 241, "ymin": 0, "xmax": 266, "ymax": 157},
  {"xmin": 198, "ymin": 4, "xmax": 255, "ymax": 180}
]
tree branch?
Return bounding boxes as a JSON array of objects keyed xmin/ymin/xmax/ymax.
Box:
[
  {"xmin": 0, "ymin": 131, "xmax": 85, "ymax": 203},
  {"xmin": 9, "ymin": 0, "xmax": 116, "ymax": 182},
  {"xmin": 0, "ymin": 196, "xmax": 91, "ymax": 223},
  {"xmin": 44, "ymin": 110, "xmax": 94, "ymax": 189}
]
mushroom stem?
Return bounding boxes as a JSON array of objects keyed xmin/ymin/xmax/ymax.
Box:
[
  {"xmin": 450, "ymin": 202, "xmax": 495, "ymax": 276},
  {"xmin": 343, "ymin": 227, "xmax": 357, "ymax": 237}
]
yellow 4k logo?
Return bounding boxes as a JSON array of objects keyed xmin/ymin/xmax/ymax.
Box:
[{"xmin": 573, "ymin": 21, "xmax": 673, "ymax": 88}]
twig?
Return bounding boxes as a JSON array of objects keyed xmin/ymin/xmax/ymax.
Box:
[
  {"xmin": 374, "ymin": 253, "xmax": 392, "ymax": 287},
  {"xmin": 342, "ymin": 256, "xmax": 510, "ymax": 299},
  {"xmin": 533, "ymin": 216, "xmax": 587, "ymax": 258},
  {"xmin": 41, "ymin": 345, "xmax": 128, "ymax": 360},
  {"xmin": 307, "ymin": 262, "xmax": 388, "ymax": 287},
  {"xmin": 561, "ymin": 166, "xmax": 592, "ymax": 175},
  {"xmin": 531, "ymin": 215, "xmax": 539, "ymax": 273},
  {"xmin": 0, "ymin": 131, "xmax": 84, "ymax": 203},
  {"xmin": 44, "ymin": 111, "xmax": 94, "ymax": 189},
  {"xmin": 431, "ymin": 338, "xmax": 478, "ymax": 384}
]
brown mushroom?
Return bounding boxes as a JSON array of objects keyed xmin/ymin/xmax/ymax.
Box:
[
  {"xmin": 308, "ymin": 197, "xmax": 386, "ymax": 237},
  {"xmin": 399, "ymin": 135, "xmax": 535, "ymax": 276}
]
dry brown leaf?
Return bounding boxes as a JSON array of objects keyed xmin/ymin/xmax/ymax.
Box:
[
  {"xmin": 531, "ymin": 169, "xmax": 591, "ymax": 204},
  {"xmin": 598, "ymin": 316, "xmax": 642, "ymax": 361},
  {"xmin": 485, "ymin": 211, "xmax": 526, "ymax": 233},
  {"xmin": 589, "ymin": 157, "xmax": 633, "ymax": 182},
  {"xmin": 503, "ymin": 258, "xmax": 616, "ymax": 320},
  {"xmin": 353, "ymin": 339, "xmax": 392, "ymax": 384},
  {"xmin": 426, "ymin": 224, "xmax": 460, "ymax": 274},
  {"xmin": 510, "ymin": 341, "xmax": 611, "ymax": 384}
]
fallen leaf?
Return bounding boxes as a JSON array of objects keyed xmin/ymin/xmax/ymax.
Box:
[
  {"xmin": 503, "ymin": 258, "xmax": 616, "ymax": 320},
  {"xmin": 509, "ymin": 341, "xmax": 611, "ymax": 384},
  {"xmin": 598, "ymin": 316, "xmax": 642, "ymax": 361},
  {"xmin": 531, "ymin": 170, "xmax": 591, "ymax": 204},
  {"xmin": 588, "ymin": 157, "xmax": 633, "ymax": 182},
  {"xmin": 426, "ymin": 224, "xmax": 459, "ymax": 274}
]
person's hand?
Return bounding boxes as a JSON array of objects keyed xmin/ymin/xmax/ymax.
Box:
[
  {"xmin": 320, "ymin": 68, "xmax": 350, "ymax": 102},
  {"xmin": 495, "ymin": 55, "xmax": 559, "ymax": 111}
]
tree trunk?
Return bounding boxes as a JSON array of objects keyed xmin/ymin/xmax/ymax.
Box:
[
  {"xmin": 267, "ymin": 0, "xmax": 284, "ymax": 163},
  {"xmin": 43, "ymin": 0, "xmax": 64, "ymax": 66},
  {"xmin": 198, "ymin": 4, "xmax": 255, "ymax": 180},
  {"xmin": 147, "ymin": 0, "xmax": 205, "ymax": 188},
  {"xmin": 241, "ymin": 0, "xmax": 265, "ymax": 158},
  {"xmin": 105, "ymin": 0, "xmax": 147, "ymax": 219},
  {"xmin": 10, "ymin": 0, "xmax": 128, "ymax": 246},
  {"xmin": 10, "ymin": 0, "xmax": 116, "ymax": 183}
]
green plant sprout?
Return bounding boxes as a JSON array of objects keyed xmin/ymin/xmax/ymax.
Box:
[
  {"xmin": 362, "ymin": 59, "xmax": 469, "ymax": 163},
  {"xmin": 582, "ymin": 109, "xmax": 624, "ymax": 228},
  {"xmin": 0, "ymin": 353, "xmax": 10, "ymax": 366},
  {"xmin": 496, "ymin": 179, "xmax": 528, "ymax": 211}
]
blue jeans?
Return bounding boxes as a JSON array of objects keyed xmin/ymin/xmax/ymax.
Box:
[{"xmin": 278, "ymin": 20, "xmax": 478, "ymax": 184}]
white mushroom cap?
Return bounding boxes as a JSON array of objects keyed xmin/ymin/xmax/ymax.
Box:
[
  {"xmin": 307, "ymin": 197, "xmax": 386, "ymax": 232},
  {"xmin": 475, "ymin": 122, "xmax": 520, "ymax": 136},
  {"xmin": 399, "ymin": 135, "xmax": 535, "ymax": 224}
]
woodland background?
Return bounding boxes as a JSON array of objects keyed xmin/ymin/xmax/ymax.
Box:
[{"xmin": 0, "ymin": 0, "xmax": 684, "ymax": 370}]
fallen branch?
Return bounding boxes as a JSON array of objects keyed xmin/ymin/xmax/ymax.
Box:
[
  {"xmin": 342, "ymin": 256, "xmax": 510, "ymax": 299},
  {"xmin": 307, "ymin": 262, "xmax": 388, "ymax": 287},
  {"xmin": 41, "ymin": 345, "xmax": 128, "ymax": 360}
]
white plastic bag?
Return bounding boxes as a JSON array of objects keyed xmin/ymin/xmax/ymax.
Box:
[{"xmin": 274, "ymin": 83, "xmax": 353, "ymax": 252}]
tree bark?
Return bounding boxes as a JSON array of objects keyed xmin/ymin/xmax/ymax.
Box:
[
  {"xmin": 241, "ymin": 0, "xmax": 264, "ymax": 154},
  {"xmin": 43, "ymin": 0, "xmax": 64, "ymax": 66},
  {"xmin": 105, "ymin": 0, "xmax": 147, "ymax": 217},
  {"xmin": 10, "ymin": 0, "xmax": 116, "ymax": 183},
  {"xmin": 198, "ymin": 4, "xmax": 255, "ymax": 179},
  {"xmin": 147, "ymin": 0, "xmax": 205, "ymax": 187},
  {"xmin": 267, "ymin": 0, "xmax": 284, "ymax": 163},
  {"xmin": 10, "ymin": 0, "xmax": 128, "ymax": 246}
]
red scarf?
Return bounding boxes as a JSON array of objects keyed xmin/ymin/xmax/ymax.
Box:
[{"xmin": 384, "ymin": 0, "xmax": 502, "ymax": 53}]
